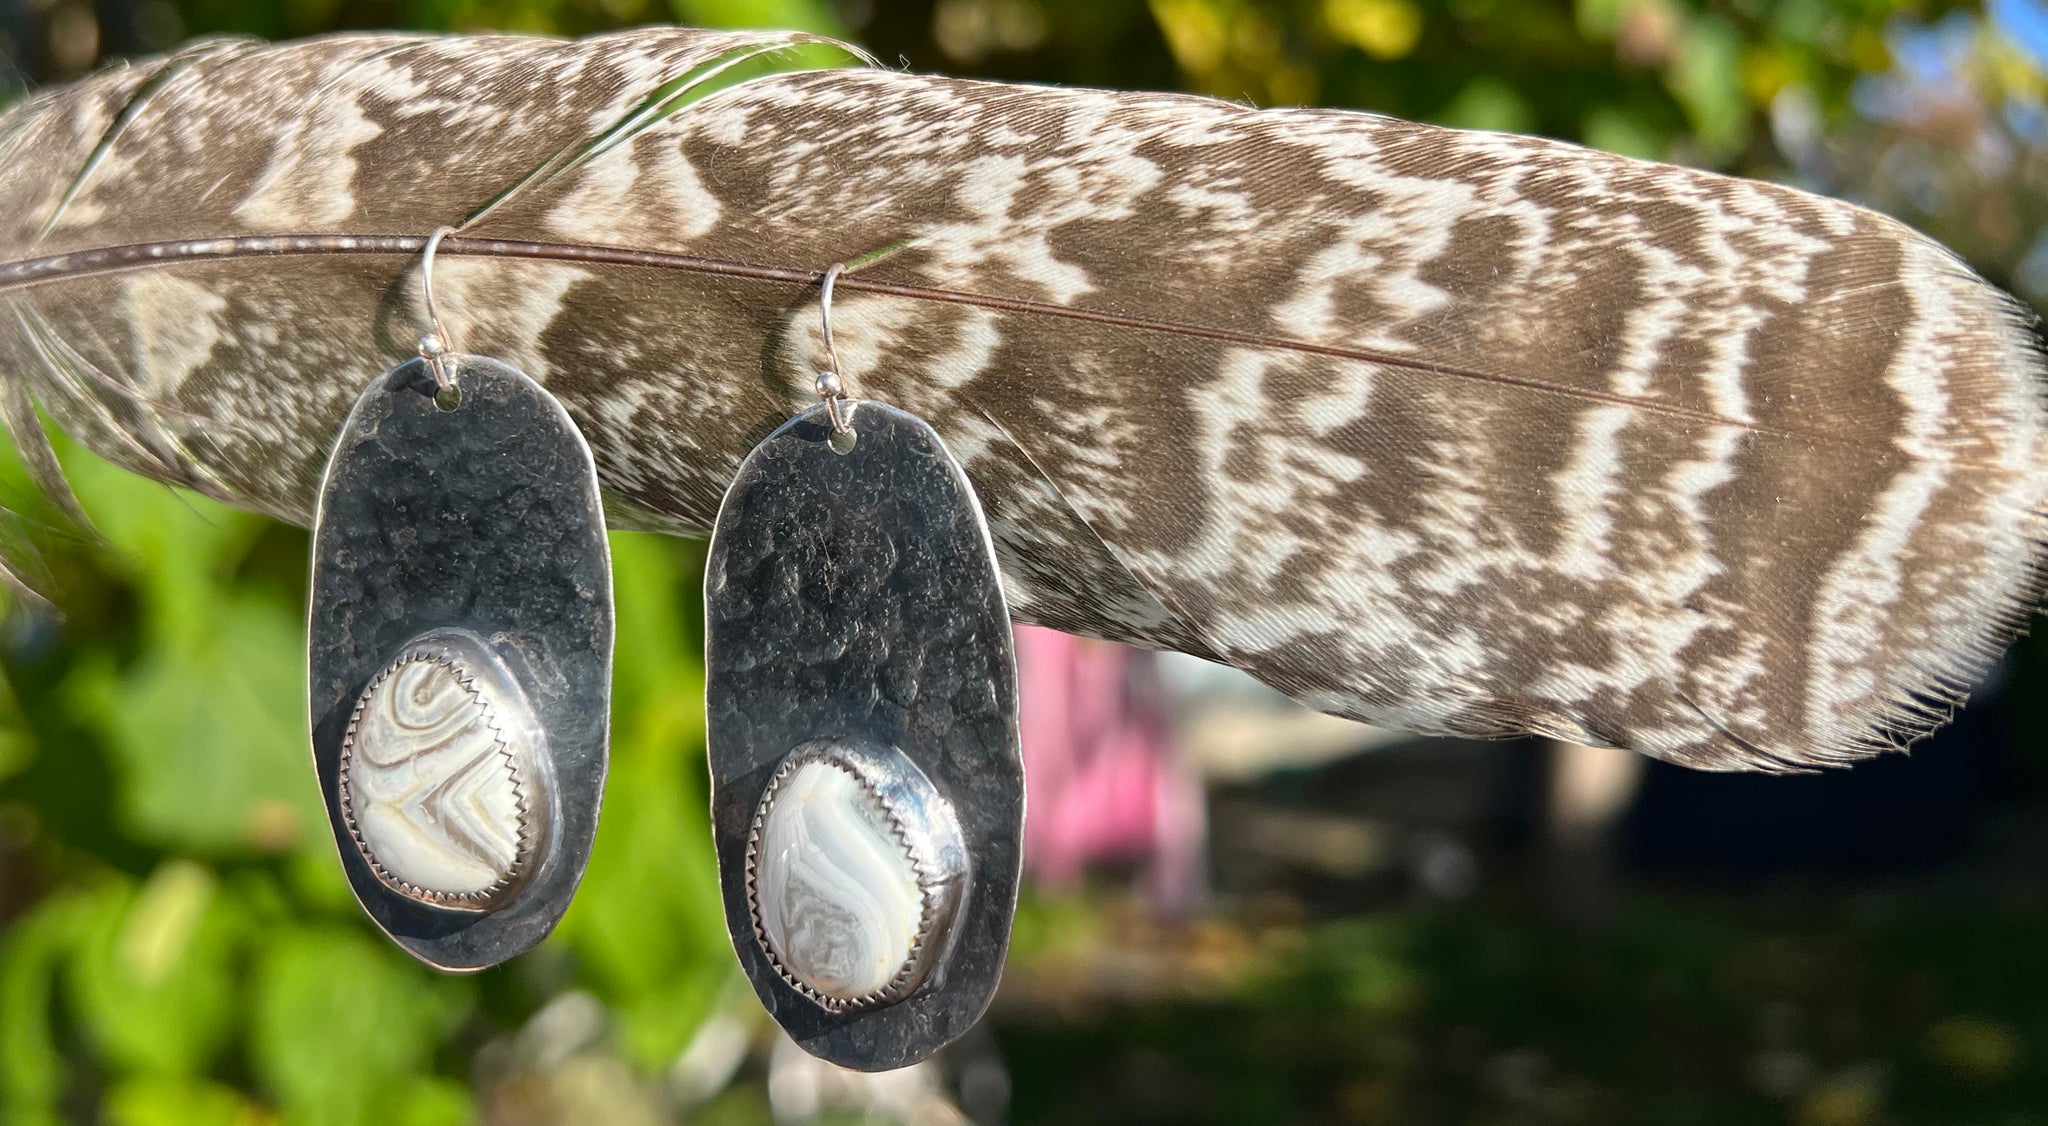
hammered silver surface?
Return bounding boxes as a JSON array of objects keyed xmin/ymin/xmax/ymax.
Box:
[
  {"xmin": 310, "ymin": 355, "xmax": 612, "ymax": 971},
  {"xmin": 707, "ymin": 401, "xmax": 1021, "ymax": 1071}
]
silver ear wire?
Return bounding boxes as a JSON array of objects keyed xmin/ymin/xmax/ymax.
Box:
[
  {"xmin": 815, "ymin": 263, "xmax": 851, "ymax": 435},
  {"xmin": 418, "ymin": 228, "xmax": 459, "ymax": 401}
]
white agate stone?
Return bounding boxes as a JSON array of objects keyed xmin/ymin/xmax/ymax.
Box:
[
  {"xmin": 751, "ymin": 760, "xmax": 926, "ymax": 1005},
  {"xmin": 341, "ymin": 635, "xmax": 545, "ymax": 909}
]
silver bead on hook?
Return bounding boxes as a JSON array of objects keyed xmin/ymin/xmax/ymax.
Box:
[
  {"xmin": 418, "ymin": 227, "xmax": 461, "ymax": 409},
  {"xmin": 816, "ymin": 263, "xmax": 851, "ymax": 435}
]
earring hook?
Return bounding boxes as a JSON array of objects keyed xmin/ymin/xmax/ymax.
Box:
[
  {"xmin": 815, "ymin": 263, "xmax": 851, "ymax": 435},
  {"xmin": 418, "ymin": 228, "xmax": 460, "ymax": 403}
]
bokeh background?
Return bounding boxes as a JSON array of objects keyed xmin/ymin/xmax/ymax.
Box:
[{"xmin": 4, "ymin": 1, "xmax": 2048, "ymax": 1123}]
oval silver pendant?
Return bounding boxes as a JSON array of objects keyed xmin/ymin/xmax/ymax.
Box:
[
  {"xmin": 309, "ymin": 356, "xmax": 612, "ymax": 971},
  {"xmin": 706, "ymin": 400, "xmax": 1022, "ymax": 1071}
]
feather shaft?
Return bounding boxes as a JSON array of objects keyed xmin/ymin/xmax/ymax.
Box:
[{"xmin": 0, "ymin": 27, "xmax": 2039, "ymax": 771}]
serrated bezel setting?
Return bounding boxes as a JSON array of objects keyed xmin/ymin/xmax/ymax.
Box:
[
  {"xmin": 338, "ymin": 627, "xmax": 554, "ymax": 913},
  {"xmin": 744, "ymin": 739, "xmax": 970, "ymax": 1013}
]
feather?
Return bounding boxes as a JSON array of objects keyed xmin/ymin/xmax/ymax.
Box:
[{"xmin": 0, "ymin": 27, "xmax": 2041, "ymax": 772}]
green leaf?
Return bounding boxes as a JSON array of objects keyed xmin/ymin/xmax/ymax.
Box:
[
  {"xmin": 552, "ymin": 532, "xmax": 732, "ymax": 1066},
  {"xmin": 0, "ymin": 723, "xmax": 33, "ymax": 786},
  {"xmin": 58, "ymin": 445, "xmax": 265, "ymax": 646},
  {"xmin": 0, "ymin": 884, "xmax": 114, "ymax": 1126},
  {"xmin": 1438, "ymin": 76, "xmax": 1536, "ymax": 134},
  {"xmin": 1583, "ymin": 103, "xmax": 1667, "ymax": 159},
  {"xmin": 65, "ymin": 862, "xmax": 240, "ymax": 1077},
  {"xmin": 103, "ymin": 1074, "xmax": 266, "ymax": 1126},
  {"xmin": 671, "ymin": 0, "xmax": 845, "ymax": 36},
  {"xmin": 613, "ymin": 972, "xmax": 733, "ymax": 1073},
  {"xmin": 249, "ymin": 927, "xmax": 470, "ymax": 1126},
  {"xmin": 387, "ymin": 1077, "xmax": 474, "ymax": 1126},
  {"xmin": 1574, "ymin": 0, "xmax": 1628, "ymax": 40},
  {"xmin": 1668, "ymin": 13, "xmax": 1749, "ymax": 157},
  {"xmin": 66, "ymin": 593, "xmax": 316, "ymax": 855},
  {"xmin": 280, "ymin": 834, "xmax": 363, "ymax": 915}
]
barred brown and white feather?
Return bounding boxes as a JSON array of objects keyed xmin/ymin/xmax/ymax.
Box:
[{"xmin": 0, "ymin": 28, "xmax": 2041, "ymax": 770}]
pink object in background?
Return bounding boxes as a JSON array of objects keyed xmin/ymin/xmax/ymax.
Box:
[{"xmin": 1014, "ymin": 625, "xmax": 1207, "ymax": 912}]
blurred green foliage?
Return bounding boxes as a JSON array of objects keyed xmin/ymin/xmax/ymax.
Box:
[
  {"xmin": 2, "ymin": 1, "xmax": 2046, "ymax": 1123},
  {"xmin": 0, "ymin": 428, "xmax": 732, "ymax": 1125}
]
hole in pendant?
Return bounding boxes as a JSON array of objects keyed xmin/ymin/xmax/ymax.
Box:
[
  {"xmin": 434, "ymin": 385, "xmax": 462, "ymax": 412},
  {"xmin": 828, "ymin": 428, "xmax": 858, "ymax": 455}
]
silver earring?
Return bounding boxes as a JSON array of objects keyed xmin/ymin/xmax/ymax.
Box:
[
  {"xmin": 307, "ymin": 229, "xmax": 615, "ymax": 971},
  {"xmin": 705, "ymin": 264, "xmax": 1024, "ymax": 1070}
]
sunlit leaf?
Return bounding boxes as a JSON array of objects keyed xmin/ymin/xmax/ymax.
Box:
[
  {"xmin": 0, "ymin": 724, "xmax": 33, "ymax": 786},
  {"xmin": 1583, "ymin": 102, "xmax": 1666, "ymax": 158},
  {"xmin": 249, "ymin": 927, "xmax": 470, "ymax": 1126},
  {"xmin": 672, "ymin": 0, "xmax": 844, "ymax": 35},
  {"xmin": 1439, "ymin": 75, "xmax": 1536, "ymax": 133},
  {"xmin": 386, "ymin": 1076, "xmax": 474, "ymax": 1126},
  {"xmin": 1669, "ymin": 12, "xmax": 1750, "ymax": 155},
  {"xmin": 57, "ymin": 448, "xmax": 265, "ymax": 647},
  {"xmin": 552, "ymin": 532, "xmax": 731, "ymax": 1067},
  {"xmin": 65, "ymin": 594, "xmax": 313, "ymax": 854},
  {"xmin": 65, "ymin": 862, "xmax": 240, "ymax": 1077},
  {"xmin": 103, "ymin": 1074, "xmax": 267, "ymax": 1126},
  {"xmin": 0, "ymin": 885, "xmax": 112, "ymax": 1126}
]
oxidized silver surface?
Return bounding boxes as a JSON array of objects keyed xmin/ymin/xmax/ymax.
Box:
[
  {"xmin": 309, "ymin": 355, "xmax": 613, "ymax": 972},
  {"xmin": 706, "ymin": 400, "xmax": 1022, "ymax": 1072}
]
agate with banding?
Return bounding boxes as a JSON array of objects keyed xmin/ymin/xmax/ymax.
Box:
[
  {"xmin": 339, "ymin": 629, "xmax": 551, "ymax": 911},
  {"xmin": 746, "ymin": 745, "xmax": 966, "ymax": 1012}
]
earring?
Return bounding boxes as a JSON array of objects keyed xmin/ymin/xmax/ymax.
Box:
[
  {"xmin": 705, "ymin": 264, "xmax": 1025, "ymax": 1071},
  {"xmin": 306, "ymin": 229, "xmax": 614, "ymax": 971}
]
